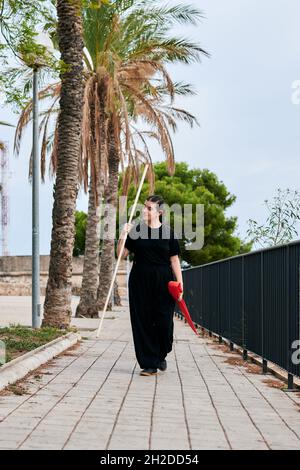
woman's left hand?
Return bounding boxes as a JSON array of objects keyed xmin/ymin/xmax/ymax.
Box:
[{"xmin": 178, "ymin": 283, "xmax": 184, "ymax": 301}]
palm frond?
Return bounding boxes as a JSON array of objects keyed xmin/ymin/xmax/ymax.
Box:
[
  {"xmin": 13, "ymin": 82, "xmax": 60, "ymax": 157},
  {"xmin": 159, "ymin": 106, "xmax": 199, "ymax": 128},
  {"xmin": 123, "ymin": 81, "xmax": 175, "ymax": 175},
  {"xmin": 0, "ymin": 120, "xmax": 15, "ymax": 127}
]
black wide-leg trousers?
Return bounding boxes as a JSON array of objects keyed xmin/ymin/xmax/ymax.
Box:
[{"xmin": 128, "ymin": 261, "xmax": 176, "ymax": 369}]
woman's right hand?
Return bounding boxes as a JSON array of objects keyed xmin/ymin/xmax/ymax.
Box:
[{"xmin": 120, "ymin": 222, "xmax": 134, "ymax": 239}]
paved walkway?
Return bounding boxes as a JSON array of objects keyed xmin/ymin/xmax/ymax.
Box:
[{"xmin": 0, "ymin": 301, "xmax": 300, "ymax": 450}]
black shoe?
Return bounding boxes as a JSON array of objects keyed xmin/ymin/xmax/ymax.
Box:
[
  {"xmin": 158, "ymin": 360, "xmax": 167, "ymax": 371},
  {"xmin": 140, "ymin": 368, "xmax": 158, "ymax": 376}
]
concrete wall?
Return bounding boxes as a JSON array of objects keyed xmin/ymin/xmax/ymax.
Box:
[
  {"xmin": 0, "ymin": 255, "xmax": 129, "ymax": 298},
  {"xmin": 0, "ymin": 255, "xmax": 83, "ymax": 273}
]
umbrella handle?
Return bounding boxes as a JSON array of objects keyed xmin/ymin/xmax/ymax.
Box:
[{"xmin": 178, "ymin": 282, "xmax": 183, "ymax": 299}]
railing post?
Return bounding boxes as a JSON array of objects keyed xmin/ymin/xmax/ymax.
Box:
[
  {"xmin": 287, "ymin": 245, "xmax": 290, "ymax": 379},
  {"xmin": 201, "ymin": 266, "xmax": 203, "ymax": 328},
  {"xmin": 261, "ymin": 251, "xmax": 265, "ymax": 375},
  {"xmin": 287, "ymin": 373, "xmax": 294, "ymax": 390},
  {"xmin": 284, "ymin": 246, "xmax": 298, "ymax": 391},
  {"xmin": 262, "ymin": 358, "xmax": 268, "ymax": 374},
  {"xmin": 218, "ymin": 263, "xmax": 221, "ymax": 344},
  {"xmin": 229, "ymin": 259, "xmax": 231, "ymax": 343},
  {"xmin": 242, "ymin": 256, "xmax": 246, "ymax": 356}
]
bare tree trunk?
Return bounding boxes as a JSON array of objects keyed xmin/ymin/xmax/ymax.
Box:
[
  {"xmin": 75, "ymin": 76, "xmax": 108, "ymax": 318},
  {"xmin": 97, "ymin": 116, "xmax": 119, "ymax": 310},
  {"xmin": 42, "ymin": 0, "xmax": 84, "ymax": 328}
]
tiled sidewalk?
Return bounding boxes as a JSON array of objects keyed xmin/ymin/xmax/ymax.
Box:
[{"xmin": 0, "ymin": 304, "xmax": 300, "ymax": 450}]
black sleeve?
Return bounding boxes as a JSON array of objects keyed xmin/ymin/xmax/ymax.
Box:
[
  {"xmin": 124, "ymin": 231, "xmax": 136, "ymax": 253},
  {"xmin": 169, "ymin": 230, "xmax": 181, "ymax": 256}
]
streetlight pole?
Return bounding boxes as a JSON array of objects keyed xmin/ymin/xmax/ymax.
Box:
[{"xmin": 32, "ymin": 66, "xmax": 40, "ymax": 328}]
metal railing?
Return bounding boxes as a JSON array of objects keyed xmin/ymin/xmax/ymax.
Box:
[{"xmin": 176, "ymin": 240, "xmax": 300, "ymax": 388}]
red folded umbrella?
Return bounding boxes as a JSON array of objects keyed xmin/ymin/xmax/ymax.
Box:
[{"xmin": 168, "ymin": 281, "xmax": 200, "ymax": 337}]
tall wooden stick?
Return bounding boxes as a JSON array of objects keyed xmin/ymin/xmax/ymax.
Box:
[{"xmin": 95, "ymin": 163, "xmax": 149, "ymax": 338}]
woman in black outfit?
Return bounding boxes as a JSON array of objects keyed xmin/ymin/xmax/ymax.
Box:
[{"xmin": 117, "ymin": 195, "xmax": 183, "ymax": 376}]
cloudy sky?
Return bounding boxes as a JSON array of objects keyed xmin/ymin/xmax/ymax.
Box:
[{"xmin": 1, "ymin": 0, "xmax": 300, "ymax": 255}]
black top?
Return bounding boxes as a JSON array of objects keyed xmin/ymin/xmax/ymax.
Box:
[{"xmin": 124, "ymin": 221, "xmax": 181, "ymax": 266}]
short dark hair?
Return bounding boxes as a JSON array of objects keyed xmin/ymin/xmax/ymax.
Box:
[{"xmin": 145, "ymin": 194, "xmax": 165, "ymax": 222}]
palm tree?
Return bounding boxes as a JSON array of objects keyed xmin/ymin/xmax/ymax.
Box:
[
  {"xmin": 96, "ymin": 95, "xmax": 199, "ymax": 312},
  {"xmin": 42, "ymin": 0, "xmax": 84, "ymax": 328},
  {"xmin": 13, "ymin": 0, "xmax": 209, "ymax": 321},
  {"xmin": 96, "ymin": 112, "xmax": 120, "ymax": 312},
  {"xmin": 81, "ymin": 1, "xmax": 208, "ymax": 315}
]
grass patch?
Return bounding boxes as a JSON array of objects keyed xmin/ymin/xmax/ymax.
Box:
[{"xmin": 0, "ymin": 324, "xmax": 72, "ymax": 364}]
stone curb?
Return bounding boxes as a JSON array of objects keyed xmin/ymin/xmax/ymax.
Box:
[{"xmin": 0, "ymin": 331, "xmax": 81, "ymax": 391}]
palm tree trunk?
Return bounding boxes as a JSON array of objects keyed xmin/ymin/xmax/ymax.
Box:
[
  {"xmin": 75, "ymin": 171, "xmax": 103, "ymax": 318},
  {"xmin": 97, "ymin": 116, "xmax": 120, "ymax": 310},
  {"xmin": 75, "ymin": 77, "xmax": 108, "ymax": 318},
  {"xmin": 113, "ymin": 276, "xmax": 122, "ymax": 306},
  {"xmin": 42, "ymin": 0, "xmax": 84, "ymax": 328}
]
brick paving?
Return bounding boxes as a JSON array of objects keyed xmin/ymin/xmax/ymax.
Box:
[{"xmin": 0, "ymin": 303, "xmax": 300, "ymax": 450}]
